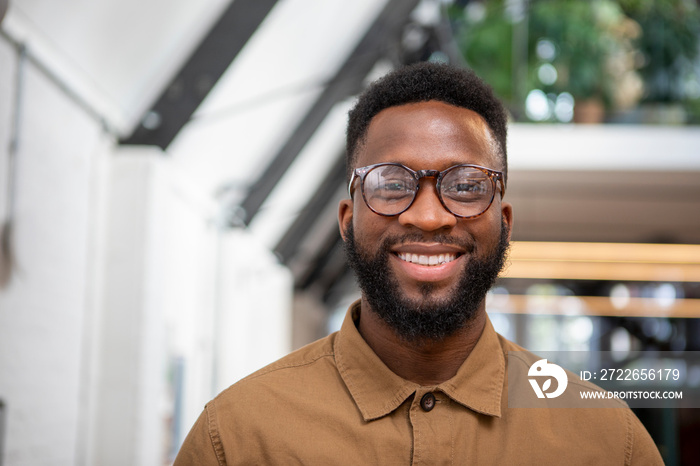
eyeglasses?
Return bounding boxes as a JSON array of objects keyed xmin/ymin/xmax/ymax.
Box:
[{"xmin": 348, "ymin": 163, "xmax": 505, "ymax": 219}]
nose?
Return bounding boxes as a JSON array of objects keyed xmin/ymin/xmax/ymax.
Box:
[{"xmin": 397, "ymin": 180, "xmax": 457, "ymax": 231}]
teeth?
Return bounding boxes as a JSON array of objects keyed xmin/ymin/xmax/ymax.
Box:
[{"xmin": 397, "ymin": 252, "xmax": 457, "ymax": 266}]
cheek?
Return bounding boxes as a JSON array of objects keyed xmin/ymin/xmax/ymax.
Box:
[
  {"xmin": 354, "ymin": 215, "xmax": 384, "ymax": 245},
  {"xmin": 353, "ymin": 213, "xmax": 400, "ymax": 259},
  {"xmin": 354, "ymin": 202, "xmax": 385, "ymax": 232},
  {"xmin": 463, "ymin": 213, "xmax": 503, "ymax": 251}
]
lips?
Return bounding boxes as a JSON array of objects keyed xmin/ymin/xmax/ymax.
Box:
[{"xmin": 390, "ymin": 242, "xmax": 466, "ymax": 283}]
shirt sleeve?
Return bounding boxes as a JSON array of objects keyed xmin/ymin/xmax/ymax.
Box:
[
  {"xmin": 627, "ymin": 410, "xmax": 664, "ymax": 465},
  {"xmin": 173, "ymin": 404, "xmax": 226, "ymax": 466}
]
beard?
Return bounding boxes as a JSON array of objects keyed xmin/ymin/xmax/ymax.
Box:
[{"xmin": 343, "ymin": 221, "xmax": 510, "ymax": 343}]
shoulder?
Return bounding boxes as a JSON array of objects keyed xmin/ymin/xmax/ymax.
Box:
[
  {"xmin": 175, "ymin": 333, "xmax": 343, "ymax": 465},
  {"xmin": 190, "ymin": 331, "xmax": 368, "ymax": 464},
  {"xmin": 238, "ymin": 332, "xmax": 337, "ymax": 382},
  {"xmin": 215, "ymin": 331, "xmax": 339, "ymax": 401},
  {"xmin": 205, "ymin": 331, "xmax": 351, "ymax": 426}
]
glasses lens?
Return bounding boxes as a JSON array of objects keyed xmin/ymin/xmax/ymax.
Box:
[
  {"xmin": 363, "ymin": 165, "xmax": 416, "ymax": 215},
  {"xmin": 440, "ymin": 166, "xmax": 494, "ymax": 217}
]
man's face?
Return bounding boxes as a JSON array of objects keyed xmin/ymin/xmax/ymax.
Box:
[{"xmin": 339, "ymin": 101, "xmax": 513, "ymax": 341}]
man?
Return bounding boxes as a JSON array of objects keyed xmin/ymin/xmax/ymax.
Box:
[{"xmin": 174, "ymin": 63, "xmax": 663, "ymax": 464}]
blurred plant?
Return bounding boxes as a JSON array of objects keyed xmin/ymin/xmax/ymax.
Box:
[
  {"xmin": 449, "ymin": 0, "xmax": 517, "ymax": 103},
  {"xmin": 528, "ymin": 0, "xmax": 642, "ymax": 108},
  {"xmin": 618, "ymin": 0, "xmax": 700, "ymax": 123},
  {"xmin": 449, "ymin": 0, "xmax": 658, "ymax": 122},
  {"xmin": 620, "ymin": 0, "xmax": 700, "ymax": 103}
]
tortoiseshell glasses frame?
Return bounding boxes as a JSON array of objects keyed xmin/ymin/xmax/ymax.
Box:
[{"xmin": 348, "ymin": 162, "xmax": 505, "ymax": 219}]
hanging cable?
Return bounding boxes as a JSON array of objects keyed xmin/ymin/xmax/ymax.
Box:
[
  {"xmin": 0, "ymin": 29, "xmax": 116, "ymax": 134},
  {"xmin": 0, "ymin": 41, "xmax": 26, "ymax": 288}
]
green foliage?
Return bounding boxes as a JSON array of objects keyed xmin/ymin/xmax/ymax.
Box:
[
  {"xmin": 619, "ymin": 0, "xmax": 700, "ymax": 102},
  {"xmin": 684, "ymin": 97, "xmax": 700, "ymax": 124},
  {"xmin": 450, "ymin": 1, "xmax": 514, "ymax": 102},
  {"xmin": 451, "ymin": 0, "xmax": 700, "ymax": 122},
  {"xmin": 528, "ymin": 0, "xmax": 629, "ymax": 102}
]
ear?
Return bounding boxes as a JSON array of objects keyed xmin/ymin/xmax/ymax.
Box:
[
  {"xmin": 338, "ymin": 198, "xmax": 353, "ymax": 242},
  {"xmin": 501, "ymin": 201, "xmax": 514, "ymax": 241}
]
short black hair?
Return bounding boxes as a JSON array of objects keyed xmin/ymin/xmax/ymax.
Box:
[{"xmin": 346, "ymin": 62, "xmax": 509, "ymax": 184}]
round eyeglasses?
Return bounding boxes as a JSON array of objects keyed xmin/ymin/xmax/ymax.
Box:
[{"xmin": 348, "ymin": 163, "xmax": 505, "ymax": 219}]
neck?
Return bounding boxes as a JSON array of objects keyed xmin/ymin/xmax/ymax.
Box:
[{"xmin": 357, "ymin": 297, "xmax": 487, "ymax": 385}]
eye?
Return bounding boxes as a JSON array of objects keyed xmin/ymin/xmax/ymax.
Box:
[
  {"xmin": 443, "ymin": 178, "xmax": 489, "ymax": 201},
  {"xmin": 374, "ymin": 178, "xmax": 413, "ymax": 199},
  {"xmin": 382, "ymin": 179, "xmax": 410, "ymax": 191}
]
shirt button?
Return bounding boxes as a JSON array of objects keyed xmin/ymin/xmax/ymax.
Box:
[{"xmin": 420, "ymin": 392, "xmax": 436, "ymax": 412}]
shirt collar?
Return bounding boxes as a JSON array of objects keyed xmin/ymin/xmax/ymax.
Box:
[
  {"xmin": 438, "ymin": 311, "xmax": 504, "ymax": 417},
  {"xmin": 334, "ymin": 300, "xmax": 504, "ymax": 422}
]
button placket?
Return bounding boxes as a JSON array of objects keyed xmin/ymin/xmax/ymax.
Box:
[{"xmin": 410, "ymin": 390, "xmax": 454, "ymax": 465}]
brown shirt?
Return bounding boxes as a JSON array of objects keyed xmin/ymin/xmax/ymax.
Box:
[{"xmin": 174, "ymin": 301, "xmax": 663, "ymax": 465}]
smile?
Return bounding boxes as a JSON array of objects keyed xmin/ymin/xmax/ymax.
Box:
[{"xmin": 396, "ymin": 252, "xmax": 458, "ymax": 266}]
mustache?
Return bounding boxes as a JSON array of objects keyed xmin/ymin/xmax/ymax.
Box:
[{"xmin": 378, "ymin": 232, "xmax": 475, "ymax": 253}]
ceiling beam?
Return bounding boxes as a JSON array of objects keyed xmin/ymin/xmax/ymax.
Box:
[
  {"xmin": 238, "ymin": 0, "xmax": 422, "ymax": 226},
  {"xmin": 274, "ymin": 154, "xmax": 346, "ymax": 265},
  {"xmin": 120, "ymin": 0, "xmax": 279, "ymax": 149}
]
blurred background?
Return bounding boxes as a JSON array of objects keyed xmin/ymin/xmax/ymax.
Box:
[{"xmin": 0, "ymin": 0, "xmax": 699, "ymax": 464}]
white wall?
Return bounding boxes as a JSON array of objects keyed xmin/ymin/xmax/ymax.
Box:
[
  {"xmin": 89, "ymin": 151, "xmax": 294, "ymax": 464},
  {"xmin": 0, "ymin": 34, "xmax": 112, "ymax": 466},
  {"xmin": 215, "ymin": 230, "xmax": 293, "ymax": 395},
  {"xmin": 87, "ymin": 152, "xmax": 166, "ymax": 466},
  {"xmin": 0, "ymin": 33, "xmax": 294, "ymax": 466}
]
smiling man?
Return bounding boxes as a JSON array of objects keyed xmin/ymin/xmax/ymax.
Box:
[{"xmin": 174, "ymin": 63, "xmax": 663, "ymax": 465}]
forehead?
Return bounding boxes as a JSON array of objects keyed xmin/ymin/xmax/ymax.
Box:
[{"xmin": 356, "ymin": 101, "xmax": 500, "ymax": 171}]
